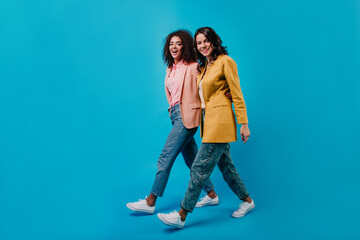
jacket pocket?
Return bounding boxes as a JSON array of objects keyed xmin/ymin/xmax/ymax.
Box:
[
  {"xmin": 211, "ymin": 104, "xmax": 229, "ymax": 109},
  {"xmin": 207, "ymin": 105, "xmax": 233, "ymax": 124}
]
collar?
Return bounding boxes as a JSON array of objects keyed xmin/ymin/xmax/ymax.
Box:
[{"xmin": 172, "ymin": 59, "xmax": 184, "ymax": 70}]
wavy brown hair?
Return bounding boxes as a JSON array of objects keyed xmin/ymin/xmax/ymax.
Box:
[
  {"xmin": 163, "ymin": 30, "xmax": 197, "ymax": 68},
  {"xmin": 194, "ymin": 27, "xmax": 228, "ymax": 69}
]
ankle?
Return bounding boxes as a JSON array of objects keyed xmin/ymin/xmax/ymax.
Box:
[
  {"xmin": 178, "ymin": 208, "xmax": 188, "ymax": 222},
  {"xmin": 146, "ymin": 194, "xmax": 157, "ymax": 207},
  {"xmin": 207, "ymin": 190, "xmax": 217, "ymax": 199},
  {"xmin": 244, "ymin": 196, "xmax": 252, "ymax": 203}
]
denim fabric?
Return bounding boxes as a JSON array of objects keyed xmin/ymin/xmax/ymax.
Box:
[
  {"xmin": 181, "ymin": 143, "xmax": 249, "ymax": 212},
  {"xmin": 150, "ymin": 104, "xmax": 214, "ymax": 197}
]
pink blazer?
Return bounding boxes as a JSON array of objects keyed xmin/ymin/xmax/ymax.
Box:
[{"xmin": 164, "ymin": 62, "xmax": 201, "ymax": 129}]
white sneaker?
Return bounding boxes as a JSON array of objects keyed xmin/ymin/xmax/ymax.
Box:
[
  {"xmin": 126, "ymin": 196, "xmax": 155, "ymax": 214},
  {"xmin": 195, "ymin": 194, "xmax": 219, "ymax": 207},
  {"xmin": 157, "ymin": 210, "xmax": 185, "ymax": 229},
  {"xmin": 232, "ymin": 200, "xmax": 255, "ymax": 218}
]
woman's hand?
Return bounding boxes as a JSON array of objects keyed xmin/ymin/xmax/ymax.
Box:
[
  {"xmin": 240, "ymin": 124, "xmax": 250, "ymax": 143},
  {"xmin": 225, "ymin": 90, "xmax": 233, "ymax": 102}
]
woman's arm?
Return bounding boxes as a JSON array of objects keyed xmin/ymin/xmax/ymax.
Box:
[
  {"xmin": 223, "ymin": 57, "xmax": 248, "ymax": 124},
  {"xmin": 224, "ymin": 57, "xmax": 250, "ymax": 143}
]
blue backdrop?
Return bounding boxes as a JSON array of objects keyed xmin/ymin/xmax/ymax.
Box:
[{"xmin": 1, "ymin": 0, "xmax": 359, "ymax": 239}]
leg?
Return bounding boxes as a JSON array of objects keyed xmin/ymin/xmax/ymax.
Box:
[
  {"xmin": 150, "ymin": 109, "xmax": 197, "ymax": 198},
  {"xmin": 180, "ymin": 143, "xmax": 228, "ymax": 213},
  {"xmin": 217, "ymin": 144, "xmax": 249, "ymax": 200},
  {"xmin": 181, "ymin": 137, "xmax": 215, "ymax": 194},
  {"xmin": 217, "ymin": 145, "xmax": 255, "ymax": 218},
  {"xmin": 181, "ymin": 137, "xmax": 198, "ymax": 169}
]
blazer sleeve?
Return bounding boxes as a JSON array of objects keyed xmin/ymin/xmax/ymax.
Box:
[{"xmin": 224, "ymin": 57, "xmax": 248, "ymax": 124}]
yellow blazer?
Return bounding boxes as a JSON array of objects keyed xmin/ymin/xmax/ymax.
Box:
[{"xmin": 198, "ymin": 55, "xmax": 248, "ymax": 143}]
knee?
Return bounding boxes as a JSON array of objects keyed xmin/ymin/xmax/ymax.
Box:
[
  {"xmin": 190, "ymin": 167, "xmax": 203, "ymax": 182},
  {"xmin": 157, "ymin": 158, "xmax": 172, "ymax": 172},
  {"xmin": 190, "ymin": 167, "xmax": 199, "ymax": 176},
  {"xmin": 219, "ymin": 165, "xmax": 235, "ymax": 181}
]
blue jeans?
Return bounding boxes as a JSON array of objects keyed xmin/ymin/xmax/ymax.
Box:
[
  {"xmin": 150, "ymin": 104, "xmax": 214, "ymax": 197},
  {"xmin": 180, "ymin": 143, "xmax": 249, "ymax": 212}
]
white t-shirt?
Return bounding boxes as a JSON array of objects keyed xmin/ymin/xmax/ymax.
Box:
[{"xmin": 199, "ymin": 79, "xmax": 205, "ymax": 109}]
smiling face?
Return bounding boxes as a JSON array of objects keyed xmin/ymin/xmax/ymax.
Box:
[
  {"xmin": 196, "ymin": 33, "xmax": 213, "ymax": 60},
  {"xmin": 169, "ymin": 36, "xmax": 183, "ymax": 64}
]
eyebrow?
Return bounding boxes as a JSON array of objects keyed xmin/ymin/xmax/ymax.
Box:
[{"xmin": 170, "ymin": 41, "xmax": 182, "ymax": 44}]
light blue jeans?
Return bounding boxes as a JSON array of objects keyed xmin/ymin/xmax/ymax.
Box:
[
  {"xmin": 150, "ymin": 104, "xmax": 214, "ymax": 197},
  {"xmin": 180, "ymin": 143, "xmax": 249, "ymax": 212}
]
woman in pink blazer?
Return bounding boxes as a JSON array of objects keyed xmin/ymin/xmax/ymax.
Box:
[{"xmin": 126, "ymin": 30, "xmax": 219, "ymax": 214}]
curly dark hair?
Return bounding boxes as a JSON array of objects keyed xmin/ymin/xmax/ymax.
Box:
[
  {"xmin": 194, "ymin": 27, "xmax": 228, "ymax": 69},
  {"xmin": 163, "ymin": 29, "xmax": 197, "ymax": 68}
]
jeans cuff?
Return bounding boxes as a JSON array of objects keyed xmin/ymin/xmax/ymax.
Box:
[
  {"xmin": 150, "ymin": 190, "xmax": 162, "ymax": 197},
  {"xmin": 202, "ymin": 186, "xmax": 214, "ymax": 193},
  {"xmin": 240, "ymin": 194, "xmax": 249, "ymax": 201},
  {"xmin": 180, "ymin": 203, "xmax": 192, "ymax": 213}
]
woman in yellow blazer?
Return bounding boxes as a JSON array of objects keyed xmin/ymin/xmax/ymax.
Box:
[{"xmin": 158, "ymin": 27, "xmax": 255, "ymax": 229}]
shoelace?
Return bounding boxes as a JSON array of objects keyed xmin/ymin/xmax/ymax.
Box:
[
  {"xmin": 137, "ymin": 196, "xmax": 148, "ymax": 203},
  {"xmin": 238, "ymin": 202, "xmax": 249, "ymax": 212},
  {"xmin": 167, "ymin": 210, "xmax": 179, "ymax": 219}
]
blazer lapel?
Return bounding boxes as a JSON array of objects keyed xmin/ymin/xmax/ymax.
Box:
[{"xmin": 179, "ymin": 64, "xmax": 188, "ymax": 98}]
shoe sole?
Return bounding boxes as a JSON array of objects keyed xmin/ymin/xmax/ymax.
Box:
[
  {"xmin": 195, "ymin": 201, "xmax": 220, "ymax": 208},
  {"xmin": 126, "ymin": 203, "xmax": 155, "ymax": 214},
  {"xmin": 232, "ymin": 204, "xmax": 255, "ymax": 218},
  {"xmin": 157, "ymin": 214, "xmax": 184, "ymax": 229}
]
